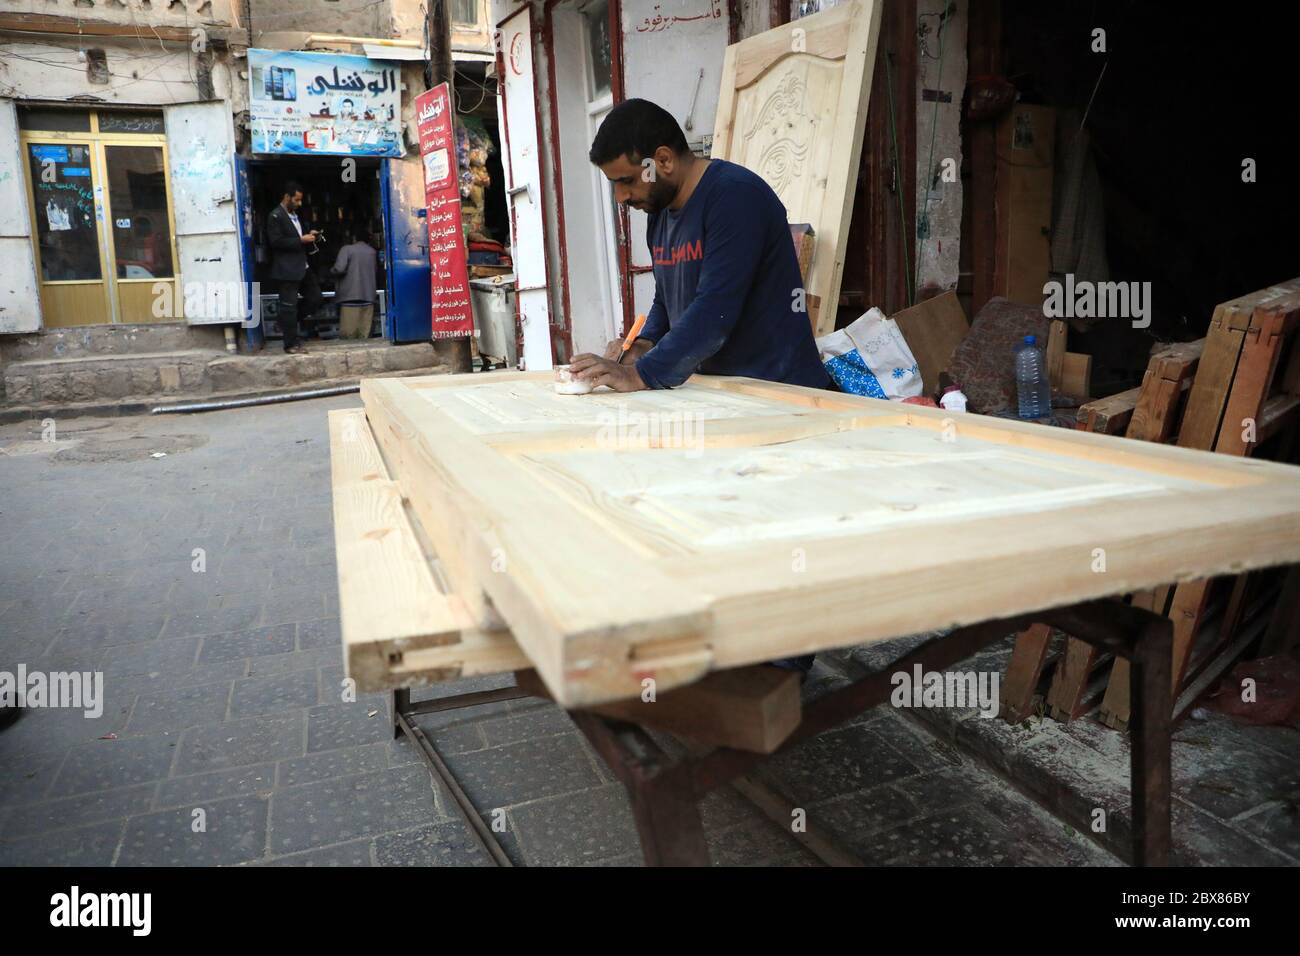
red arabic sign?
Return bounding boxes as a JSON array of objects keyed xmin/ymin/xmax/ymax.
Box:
[{"xmin": 414, "ymin": 83, "xmax": 473, "ymax": 339}]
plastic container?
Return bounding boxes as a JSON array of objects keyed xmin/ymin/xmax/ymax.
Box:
[
  {"xmin": 940, "ymin": 386, "xmax": 968, "ymax": 413},
  {"xmin": 553, "ymin": 365, "xmax": 593, "ymax": 395},
  {"xmin": 1015, "ymin": 335, "xmax": 1051, "ymax": 420}
]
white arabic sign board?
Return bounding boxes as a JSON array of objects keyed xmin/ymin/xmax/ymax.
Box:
[{"xmin": 249, "ymin": 49, "xmax": 403, "ymax": 157}]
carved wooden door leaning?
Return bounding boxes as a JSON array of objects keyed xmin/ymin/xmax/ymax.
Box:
[{"xmin": 712, "ymin": 0, "xmax": 882, "ymax": 337}]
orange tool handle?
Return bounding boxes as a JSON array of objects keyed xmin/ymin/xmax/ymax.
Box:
[{"xmin": 616, "ymin": 314, "xmax": 648, "ymax": 364}]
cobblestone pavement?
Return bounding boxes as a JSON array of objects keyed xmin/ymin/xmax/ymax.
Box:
[{"xmin": 0, "ymin": 394, "xmax": 1203, "ymax": 867}]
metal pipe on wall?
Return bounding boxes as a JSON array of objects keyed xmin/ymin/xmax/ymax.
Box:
[{"xmin": 151, "ymin": 384, "xmax": 359, "ymax": 415}]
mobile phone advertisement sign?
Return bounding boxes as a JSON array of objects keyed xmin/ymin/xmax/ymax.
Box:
[{"xmin": 248, "ymin": 49, "xmax": 403, "ymax": 157}]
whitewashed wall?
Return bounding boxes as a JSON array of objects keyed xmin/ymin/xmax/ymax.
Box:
[{"xmin": 0, "ymin": 38, "xmax": 235, "ymax": 106}]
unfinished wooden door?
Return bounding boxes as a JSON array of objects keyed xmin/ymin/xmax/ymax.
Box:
[
  {"xmin": 344, "ymin": 371, "xmax": 1300, "ymax": 708},
  {"xmin": 712, "ymin": 0, "xmax": 882, "ymax": 336}
]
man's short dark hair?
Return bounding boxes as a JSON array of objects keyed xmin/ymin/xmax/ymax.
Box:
[
  {"xmin": 589, "ymin": 98, "xmax": 689, "ymax": 166},
  {"xmin": 283, "ymin": 180, "xmax": 303, "ymax": 198}
]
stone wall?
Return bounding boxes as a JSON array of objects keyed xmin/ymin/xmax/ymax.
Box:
[
  {"xmin": 0, "ymin": 0, "xmax": 234, "ymax": 28},
  {"xmin": 248, "ymin": 0, "xmax": 393, "ymax": 45}
]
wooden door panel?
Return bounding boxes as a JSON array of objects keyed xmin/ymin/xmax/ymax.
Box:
[
  {"xmin": 713, "ymin": 0, "xmax": 882, "ymax": 336},
  {"xmin": 351, "ymin": 372, "xmax": 1300, "ymax": 706}
]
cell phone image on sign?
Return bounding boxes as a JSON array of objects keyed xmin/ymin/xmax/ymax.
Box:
[{"xmin": 423, "ymin": 148, "xmax": 450, "ymax": 186}]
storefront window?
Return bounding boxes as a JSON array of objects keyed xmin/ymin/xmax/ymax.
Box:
[
  {"xmin": 27, "ymin": 142, "xmax": 102, "ymax": 282},
  {"xmin": 451, "ymin": 0, "xmax": 480, "ymax": 27},
  {"xmin": 105, "ymin": 145, "xmax": 174, "ymax": 280}
]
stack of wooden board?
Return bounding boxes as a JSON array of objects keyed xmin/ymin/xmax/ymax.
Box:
[
  {"xmin": 330, "ymin": 371, "xmax": 1300, "ymax": 709},
  {"xmin": 1002, "ymin": 278, "xmax": 1300, "ymax": 728}
]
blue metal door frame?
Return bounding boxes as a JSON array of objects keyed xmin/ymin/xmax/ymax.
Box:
[
  {"xmin": 382, "ymin": 158, "xmax": 431, "ymax": 343},
  {"xmin": 232, "ymin": 155, "xmax": 263, "ymax": 350}
]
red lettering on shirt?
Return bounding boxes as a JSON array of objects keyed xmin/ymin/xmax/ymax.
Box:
[{"xmin": 653, "ymin": 239, "xmax": 702, "ymax": 267}]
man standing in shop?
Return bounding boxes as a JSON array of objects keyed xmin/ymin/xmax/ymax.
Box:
[
  {"xmin": 266, "ymin": 180, "xmax": 322, "ymax": 354},
  {"xmin": 331, "ymin": 229, "xmax": 378, "ymax": 340}
]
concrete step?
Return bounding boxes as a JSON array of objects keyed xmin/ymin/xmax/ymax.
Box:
[
  {"xmin": 0, "ymin": 366, "xmax": 450, "ymax": 424},
  {"xmin": 2, "ymin": 341, "xmax": 441, "ymax": 406},
  {"xmin": 0, "ymin": 323, "xmax": 227, "ymax": 363}
]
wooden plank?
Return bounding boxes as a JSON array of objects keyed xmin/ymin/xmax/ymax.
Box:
[
  {"xmin": 1129, "ymin": 375, "xmax": 1180, "ymax": 444},
  {"xmin": 1178, "ymin": 280, "xmax": 1300, "ymax": 451},
  {"xmin": 515, "ymin": 665, "xmax": 801, "ymax": 755},
  {"xmin": 1044, "ymin": 635, "xmax": 1099, "ymax": 722},
  {"xmin": 1046, "ymin": 320, "xmax": 1067, "ymax": 388},
  {"xmin": 994, "ymin": 105, "xmax": 1054, "ymax": 305},
  {"xmin": 1000, "ymin": 623, "xmax": 1052, "ymax": 723},
  {"xmin": 362, "ymin": 377, "xmax": 714, "ymax": 707},
  {"xmin": 1049, "ymin": 345, "xmax": 1192, "ymax": 726},
  {"xmin": 1158, "ymin": 294, "xmax": 1300, "ymax": 702},
  {"xmin": 1061, "ymin": 351, "xmax": 1091, "ymax": 401},
  {"xmin": 1096, "ymin": 586, "xmax": 1169, "ymax": 728},
  {"xmin": 1127, "ymin": 339, "xmax": 1203, "ymax": 443},
  {"xmin": 328, "ymin": 408, "xmax": 513, "ymax": 691},
  {"xmin": 1215, "ymin": 294, "xmax": 1300, "ymax": 457},
  {"xmin": 890, "ymin": 291, "xmax": 969, "ymax": 395},
  {"xmin": 1044, "ymin": 383, "xmax": 1130, "ymax": 723},
  {"xmin": 713, "ymin": 0, "xmax": 882, "ymax": 336},
  {"xmin": 1148, "ymin": 339, "xmax": 1207, "ymax": 382},
  {"xmin": 1077, "ymin": 386, "xmax": 1140, "ymax": 435},
  {"xmin": 353, "ymin": 372, "xmax": 1300, "ymax": 706},
  {"xmin": 1088, "ymin": 343, "xmax": 1202, "ymax": 725}
]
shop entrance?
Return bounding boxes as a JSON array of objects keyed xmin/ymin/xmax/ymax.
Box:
[
  {"xmin": 245, "ymin": 156, "xmax": 387, "ymax": 339},
  {"xmin": 19, "ymin": 106, "xmax": 179, "ymax": 328}
]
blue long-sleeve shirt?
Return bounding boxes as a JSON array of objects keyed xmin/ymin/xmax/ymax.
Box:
[{"xmin": 633, "ymin": 159, "xmax": 831, "ymax": 390}]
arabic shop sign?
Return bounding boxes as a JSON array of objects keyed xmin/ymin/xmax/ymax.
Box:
[
  {"xmin": 414, "ymin": 83, "xmax": 474, "ymax": 340},
  {"xmin": 633, "ymin": 0, "xmax": 724, "ymax": 33},
  {"xmin": 248, "ymin": 49, "xmax": 403, "ymax": 157}
]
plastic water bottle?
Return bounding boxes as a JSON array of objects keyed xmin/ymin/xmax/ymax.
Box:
[{"xmin": 1015, "ymin": 335, "xmax": 1051, "ymax": 419}]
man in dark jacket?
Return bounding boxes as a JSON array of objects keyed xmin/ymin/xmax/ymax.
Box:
[{"xmin": 265, "ymin": 181, "xmax": 322, "ymax": 354}]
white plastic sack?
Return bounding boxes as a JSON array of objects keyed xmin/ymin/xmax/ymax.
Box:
[{"xmin": 816, "ymin": 307, "xmax": 923, "ymax": 400}]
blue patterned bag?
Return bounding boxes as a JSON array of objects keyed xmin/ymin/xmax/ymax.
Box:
[{"xmin": 815, "ymin": 308, "xmax": 923, "ymax": 400}]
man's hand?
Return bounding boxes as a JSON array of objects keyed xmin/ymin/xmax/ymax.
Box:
[
  {"xmin": 601, "ymin": 338, "xmax": 653, "ymax": 362},
  {"xmin": 569, "ymin": 353, "xmax": 647, "ymax": 392},
  {"xmin": 301, "ymin": 230, "xmax": 319, "ymax": 245}
]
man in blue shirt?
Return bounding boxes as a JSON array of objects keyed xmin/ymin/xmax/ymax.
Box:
[
  {"xmin": 570, "ymin": 99, "xmax": 830, "ymax": 394},
  {"xmin": 573, "ymin": 100, "xmax": 822, "ymax": 678}
]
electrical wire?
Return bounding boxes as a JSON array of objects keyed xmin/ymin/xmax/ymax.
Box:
[
  {"xmin": 0, "ymin": 46, "xmax": 196, "ymax": 89},
  {"xmin": 453, "ymin": 66, "xmax": 494, "ymax": 112}
]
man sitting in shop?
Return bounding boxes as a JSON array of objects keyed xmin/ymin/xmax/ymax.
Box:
[
  {"xmin": 570, "ymin": 97, "xmax": 829, "ymax": 394},
  {"xmin": 265, "ymin": 180, "xmax": 322, "ymax": 354},
  {"xmin": 331, "ymin": 229, "xmax": 378, "ymax": 340}
]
